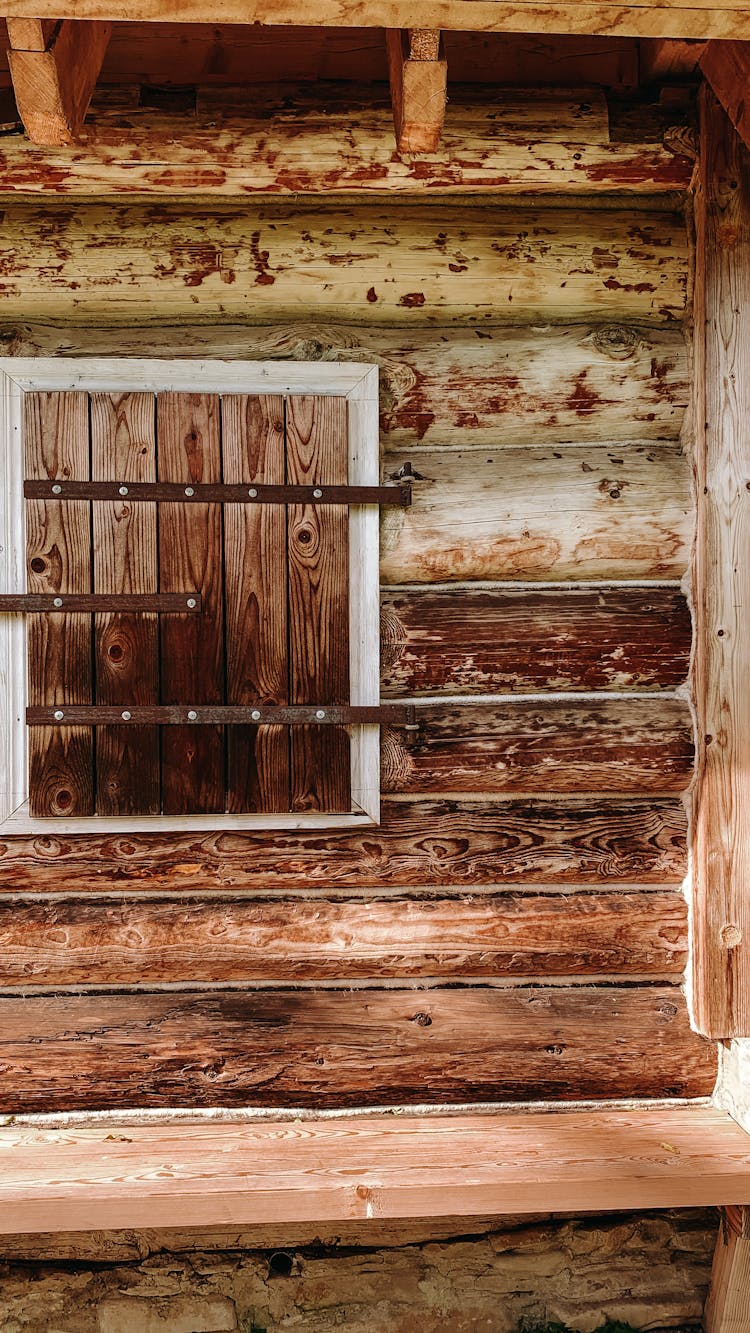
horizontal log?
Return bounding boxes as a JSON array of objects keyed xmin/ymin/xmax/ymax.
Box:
[
  {"xmin": 0, "ymin": 798, "xmax": 688, "ymax": 891},
  {"xmin": 0, "ymin": 892, "xmax": 688, "ymax": 986},
  {"xmin": 0, "ymin": 986, "xmax": 715, "ymax": 1111},
  {"xmin": 0, "ymin": 0, "xmax": 748, "ymax": 43},
  {"xmin": 380, "ymin": 586, "xmax": 692, "ymax": 694},
  {"xmin": 382, "ymin": 697, "xmax": 694, "ymax": 795},
  {"xmin": 380, "ymin": 444, "xmax": 691, "ymax": 583},
  {"xmin": 0, "ymin": 202, "xmax": 688, "ymax": 325},
  {"xmin": 0, "ymin": 85, "xmax": 693, "ymax": 196},
  {"xmin": 0, "ymin": 322, "xmax": 690, "ymax": 447}
]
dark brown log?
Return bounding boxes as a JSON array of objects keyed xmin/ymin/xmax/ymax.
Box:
[
  {"xmin": 380, "ymin": 586, "xmax": 692, "ymax": 695},
  {"xmin": 24, "ymin": 392, "xmax": 93, "ymax": 818},
  {"xmin": 381, "ymin": 698, "xmax": 694, "ymax": 795},
  {"xmin": 0, "ymin": 799, "xmax": 688, "ymax": 892},
  {"xmin": 0, "ymin": 986, "xmax": 715, "ymax": 1112},
  {"xmin": 287, "ymin": 397, "xmax": 350, "ymax": 813},
  {"xmin": 158, "ymin": 393, "xmax": 224, "ymax": 814},
  {"xmin": 222, "ymin": 395, "xmax": 289, "ymax": 813},
  {"xmin": 91, "ymin": 392, "xmax": 160, "ymax": 816},
  {"xmin": 0, "ymin": 893, "xmax": 688, "ymax": 986}
]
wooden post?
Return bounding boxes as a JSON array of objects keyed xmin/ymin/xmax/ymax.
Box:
[
  {"xmin": 705, "ymin": 1207, "xmax": 750, "ymax": 1332},
  {"xmin": 7, "ymin": 18, "xmax": 110, "ymax": 145},
  {"xmin": 386, "ymin": 28, "xmax": 447, "ymax": 153},
  {"xmin": 693, "ymin": 85, "xmax": 750, "ymax": 1037}
]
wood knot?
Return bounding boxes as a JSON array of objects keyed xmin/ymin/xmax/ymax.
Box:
[
  {"xmin": 721, "ymin": 923, "xmax": 743, "ymax": 950},
  {"xmin": 590, "ymin": 325, "xmax": 641, "ymax": 361}
]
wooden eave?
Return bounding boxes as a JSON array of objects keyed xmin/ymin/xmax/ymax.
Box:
[{"xmin": 2, "ymin": 3, "xmax": 750, "ymax": 40}]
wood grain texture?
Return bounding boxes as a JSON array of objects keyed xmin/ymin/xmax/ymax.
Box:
[
  {"xmin": 0, "ymin": 892, "xmax": 688, "ymax": 986},
  {"xmin": 287, "ymin": 397, "xmax": 350, "ymax": 813},
  {"xmin": 705, "ymin": 1208, "xmax": 750, "ymax": 1333},
  {"xmin": 2, "ymin": 0, "xmax": 750, "ymax": 41},
  {"xmin": 380, "ymin": 586, "xmax": 692, "ymax": 695},
  {"xmin": 387, "ymin": 30, "xmax": 447, "ymax": 153},
  {"xmin": 701, "ymin": 41, "xmax": 750, "ymax": 154},
  {"xmin": 0, "ymin": 986, "xmax": 715, "ymax": 1111},
  {"xmin": 692, "ymin": 89, "xmax": 750, "ymax": 1039},
  {"xmin": 157, "ymin": 393, "xmax": 224, "ymax": 815},
  {"xmin": 0, "ymin": 202, "xmax": 688, "ymax": 326},
  {"xmin": 0, "ymin": 1108, "xmax": 744, "ymax": 1239},
  {"xmin": 222, "ymin": 395, "xmax": 288, "ymax": 814},
  {"xmin": 7, "ymin": 19, "xmax": 111, "ymax": 145},
  {"xmin": 24, "ymin": 391, "xmax": 93, "ymax": 818},
  {"xmin": 91, "ymin": 392, "xmax": 159, "ymax": 815},
  {"xmin": 381, "ymin": 697, "xmax": 694, "ymax": 795},
  {"xmin": 0, "ymin": 85, "xmax": 692, "ymax": 197},
  {"xmin": 0, "ymin": 798, "xmax": 688, "ymax": 891},
  {"xmin": 380, "ymin": 444, "xmax": 691, "ymax": 583},
  {"xmin": 0, "ymin": 322, "xmax": 690, "ymax": 448}
]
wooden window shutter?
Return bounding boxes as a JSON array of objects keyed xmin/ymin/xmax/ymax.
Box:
[{"xmin": 23, "ymin": 388, "xmax": 353, "ymax": 819}]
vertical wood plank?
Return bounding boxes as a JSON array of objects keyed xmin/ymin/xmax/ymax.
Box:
[
  {"xmin": 693, "ymin": 87, "xmax": 750, "ymax": 1038},
  {"xmin": 91, "ymin": 393, "xmax": 159, "ymax": 815},
  {"xmin": 24, "ymin": 392, "xmax": 93, "ymax": 817},
  {"xmin": 704, "ymin": 1207, "xmax": 750, "ymax": 1333},
  {"xmin": 222, "ymin": 395, "xmax": 288, "ymax": 813},
  {"xmin": 157, "ymin": 393, "xmax": 224, "ymax": 815},
  {"xmin": 286, "ymin": 396, "xmax": 350, "ymax": 812}
]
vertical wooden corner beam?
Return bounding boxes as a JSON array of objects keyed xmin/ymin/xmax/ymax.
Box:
[
  {"xmin": 692, "ymin": 85, "xmax": 750, "ymax": 1038},
  {"xmin": 640, "ymin": 38, "xmax": 708, "ymax": 83},
  {"xmin": 705, "ymin": 1207, "xmax": 750, "ymax": 1332},
  {"xmin": 6, "ymin": 18, "xmax": 111, "ymax": 146},
  {"xmin": 386, "ymin": 28, "xmax": 447, "ymax": 154},
  {"xmin": 701, "ymin": 43, "xmax": 750, "ymax": 156}
]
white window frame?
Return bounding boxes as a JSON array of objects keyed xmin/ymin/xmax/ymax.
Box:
[{"xmin": 0, "ymin": 358, "xmax": 380, "ymax": 833}]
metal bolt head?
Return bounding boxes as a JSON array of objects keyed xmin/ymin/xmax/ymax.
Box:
[
  {"xmin": 187, "ymin": 709, "xmax": 198, "ymax": 721},
  {"xmin": 121, "ymin": 710, "xmax": 131, "ymax": 721},
  {"xmin": 313, "ymin": 488, "xmax": 323, "ymax": 499},
  {"xmin": 53, "ymin": 597, "xmax": 63, "ymax": 608},
  {"xmin": 184, "ymin": 486, "xmax": 195, "ymax": 497},
  {"xmin": 52, "ymin": 484, "xmax": 62, "ymax": 495},
  {"xmin": 248, "ymin": 487, "xmax": 258, "ymax": 498},
  {"xmin": 118, "ymin": 485, "xmax": 129, "ymax": 496},
  {"xmin": 54, "ymin": 710, "xmax": 64, "ymax": 721},
  {"xmin": 251, "ymin": 709, "xmax": 261, "ymax": 721},
  {"xmin": 315, "ymin": 709, "xmax": 326, "ymax": 720},
  {"xmin": 186, "ymin": 597, "xmax": 197, "ymax": 609}
]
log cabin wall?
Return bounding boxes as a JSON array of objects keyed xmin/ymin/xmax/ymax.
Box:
[{"xmin": 0, "ymin": 24, "xmax": 717, "ymax": 1114}]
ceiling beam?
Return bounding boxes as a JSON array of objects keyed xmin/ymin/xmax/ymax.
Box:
[
  {"xmin": 387, "ymin": 28, "xmax": 446, "ymax": 153},
  {"xmin": 3, "ymin": 3, "xmax": 750, "ymax": 41},
  {"xmin": 701, "ymin": 41, "xmax": 750, "ymax": 152},
  {"xmin": 7, "ymin": 18, "xmax": 111, "ymax": 144}
]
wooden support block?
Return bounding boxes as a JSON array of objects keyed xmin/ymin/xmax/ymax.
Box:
[
  {"xmin": 701, "ymin": 42, "xmax": 750, "ymax": 154},
  {"xmin": 640, "ymin": 37, "xmax": 708, "ymax": 81},
  {"xmin": 704, "ymin": 1206, "xmax": 750, "ymax": 1332},
  {"xmin": 692, "ymin": 87, "xmax": 750, "ymax": 1038},
  {"xmin": 387, "ymin": 28, "xmax": 447, "ymax": 153},
  {"xmin": 7, "ymin": 18, "xmax": 111, "ymax": 145}
]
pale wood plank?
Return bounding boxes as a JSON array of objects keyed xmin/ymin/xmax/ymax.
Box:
[
  {"xmin": 286, "ymin": 396, "xmax": 350, "ymax": 813},
  {"xmin": 24, "ymin": 392, "xmax": 93, "ymax": 817},
  {"xmin": 91, "ymin": 392, "xmax": 159, "ymax": 815},
  {"xmin": 692, "ymin": 88, "xmax": 750, "ymax": 1038},
  {"xmin": 7, "ymin": 19, "xmax": 111, "ymax": 145},
  {"xmin": 0, "ymin": 1107, "xmax": 745, "ymax": 1236}
]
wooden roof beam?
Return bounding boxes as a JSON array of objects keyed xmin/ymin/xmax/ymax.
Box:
[
  {"xmin": 7, "ymin": 17, "xmax": 111, "ymax": 144},
  {"xmin": 701, "ymin": 41, "xmax": 750, "ymax": 153},
  {"xmin": 387, "ymin": 28, "xmax": 446, "ymax": 153}
]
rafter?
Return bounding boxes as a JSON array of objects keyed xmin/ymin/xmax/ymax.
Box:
[
  {"xmin": 387, "ymin": 28, "xmax": 446, "ymax": 153},
  {"xmin": 7, "ymin": 17, "xmax": 111, "ymax": 145}
]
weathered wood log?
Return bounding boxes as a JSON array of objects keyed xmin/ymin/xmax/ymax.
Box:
[
  {"xmin": 380, "ymin": 444, "xmax": 691, "ymax": 583},
  {"xmin": 0, "ymin": 892, "xmax": 688, "ymax": 987},
  {"xmin": 692, "ymin": 89, "xmax": 750, "ymax": 1040},
  {"xmin": 381, "ymin": 697, "xmax": 693, "ymax": 795},
  {"xmin": 0, "ymin": 202, "xmax": 687, "ymax": 325},
  {"xmin": 380, "ymin": 586, "xmax": 692, "ymax": 694},
  {"xmin": 0, "ymin": 985, "xmax": 715, "ymax": 1111},
  {"xmin": 0, "ymin": 797, "xmax": 688, "ymax": 891},
  {"xmin": 0, "ymin": 322, "xmax": 690, "ymax": 447},
  {"xmin": 0, "ymin": 0, "xmax": 747, "ymax": 43}
]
